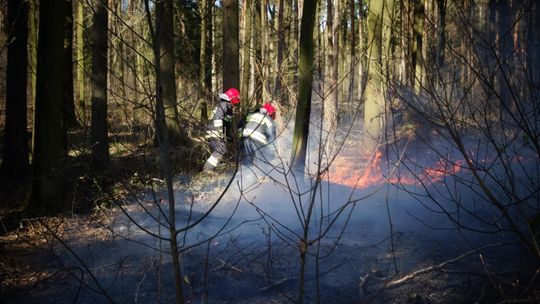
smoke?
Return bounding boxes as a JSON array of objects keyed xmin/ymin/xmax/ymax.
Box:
[{"xmin": 34, "ymin": 112, "xmax": 537, "ymax": 303}]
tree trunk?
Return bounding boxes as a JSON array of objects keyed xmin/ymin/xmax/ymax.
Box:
[
  {"xmin": 241, "ymin": 0, "xmax": 253, "ymax": 113},
  {"xmin": 275, "ymin": 0, "xmax": 288, "ymax": 107},
  {"xmin": 156, "ymin": 0, "xmax": 187, "ymax": 146},
  {"xmin": 199, "ymin": 0, "xmax": 210, "ymax": 122},
  {"xmin": 254, "ymin": 0, "xmax": 263, "ymax": 103},
  {"xmin": 260, "ymin": 0, "xmax": 269, "ymax": 102},
  {"xmin": 363, "ymin": 0, "xmax": 385, "ymax": 151},
  {"xmin": 31, "ymin": 0, "xmax": 68, "ymax": 213},
  {"xmin": 130, "ymin": 0, "xmax": 140, "ymax": 112},
  {"xmin": 291, "ymin": 0, "xmax": 318, "ymax": 176},
  {"xmin": 382, "ymin": 0, "xmax": 396, "ymax": 81},
  {"xmin": 399, "ymin": 0, "xmax": 411, "ymax": 86},
  {"xmin": 222, "ymin": 0, "xmax": 240, "ymax": 90},
  {"xmin": 528, "ymin": 0, "xmax": 540, "ymax": 88},
  {"xmin": 2, "ymin": 0, "xmax": 29, "ymax": 180},
  {"xmin": 348, "ymin": 0, "xmax": 356, "ymax": 101},
  {"xmin": 64, "ymin": 0, "xmax": 77, "ymax": 129},
  {"xmin": 324, "ymin": 0, "xmax": 339, "ymax": 155},
  {"xmin": 153, "ymin": 1, "xmax": 184, "ymax": 302},
  {"xmin": 90, "ymin": 0, "xmax": 110, "ymax": 170},
  {"xmin": 413, "ymin": 0, "xmax": 425, "ymax": 93},
  {"xmin": 207, "ymin": 1, "xmax": 214, "ymax": 95},
  {"xmin": 292, "ymin": 4, "xmax": 319, "ymax": 301},
  {"xmin": 436, "ymin": 0, "xmax": 446, "ymax": 67},
  {"xmin": 498, "ymin": 0, "xmax": 513, "ymax": 117},
  {"xmin": 28, "ymin": 0, "xmax": 38, "ymax": 128},
  {"xmin": 75, "ymin": 0, "xmax": 86, "ymax": 125},
  {"xmin": 290, "ymin": 0, "xmax": 299, "ymax": 91},
  {"xmin": 358, "ymin": 0, "xmax": 366, "ymax": 101}
]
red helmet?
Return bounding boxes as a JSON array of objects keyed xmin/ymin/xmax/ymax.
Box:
[
  {"xmin": 219, "ymin": 88, "xmax": 240, "ymax": 104},
  {"xmin": 262, "ymin": 102, "xmax": 276, "ymax": 119}
]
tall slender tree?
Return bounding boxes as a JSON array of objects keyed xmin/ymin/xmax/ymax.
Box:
[
  {"xmin": 348, "ymin": 0, "xmax": 357, "ymax": 99},
  {"xmin": 324, "ymin": 0, "xmax": 339, "ymax": 154},
  {"xmin": 240, "ymin": 0, "xmax": 253, "ymax": 113},
  {"xmin": 75, "ymin": 0, "xmax": 86, "ymax": 124},
  {"xmin": 222, "ymin": 0, "xmax": 240, "ymax": 90},
  {"xmin": 291, "ymin": 0, "xmax": 318, "ymax": 175},
  {"xmin": 90, "ymin": 0, "xmax": 110, "ymax": 170},
  {"xmin": 64, "ymin": 0, "xmax": 77, "ymax": 129},
  {"xmin": 253, "ymin": 0, "xmax": 263, "ymax": 103},
  {"xmin": 152, "ymin": 0, "xmax": 185, "ymax": 301},
  {"xmin": 156, "ymin": 0, "xmax": 187, "ymax": 145},
  {"xmin": 436, "ymin": 0, "xmax": 447, "ymax": 67},
  {"xmin": 2, "ymin": 0, "xmax": 29, "ymax": 180},
  {"xmin": 497, "ymin": 0, "xmax": 513, "ymax": 116},
  {"xmin": 363, "ymin": 0, "xmax": 386, "ymax": 151},
  {"xmin": 28, "ymin": 0, "xmax": 38, "ymax": 115},
  {"xmin": 293, "ymin": 4, "xmax": 320, "ymax": 300},
  {"xmin": 275, "ymin": 0, "xmax": 289, "ymax": 107},
  {"xmin": 199, "ymin": 0, "xmax": 211, "ymax": 122},
  {"xmin": 412, "ymin": 0, "xmax": 425, "ymax": 93},
  {"xmin": 30, "ymin": 0, "xmax": 69, "ymax": 212}
]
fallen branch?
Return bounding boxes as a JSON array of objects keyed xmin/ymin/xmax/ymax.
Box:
[
  {"xmin": 386, "ymin": 243, "xmax": 504, "ymax": 288},
  {"xmin": 258, "ymin": 277, "xmax": 292, "ymax": 292},
  {"xmin": 212, "ymin": 258, "xmax": 243, "ymax": 273}
]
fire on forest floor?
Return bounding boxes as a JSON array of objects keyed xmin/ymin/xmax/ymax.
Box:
[{"xmin": 0, "ymin": 150, "xmax": 538, "ymax": 304}]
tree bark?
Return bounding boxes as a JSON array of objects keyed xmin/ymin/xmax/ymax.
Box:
[
  {"xmin": 75, "ymin": 0, "xmax": 86, "ymax": 124},
  {"xmin": 241, "ymin": 0, "xmax": 252, "ymax": 113},
  {"xmin": 324, "ymin": 0, "xmax": 339, "ymax": 155},
  {"xmin": 274, "ymin": 0, "xmax": 288, "ymax": 107},
  {"xmin": 156, "ymin": 0, "xmax": 187, "ymax": 146},
  {"xmin": 199, "ymin": 0, "xmax": 210, "ymax": 122},
  {"xmin": 222, "ymin": 0, "xmax": 240, "ymax": 90},
  {"xmin": 413, "ymin": 0, "xmax": 425, "ymax": 93},
  {"xmin": 28, "ymin": 0, "xmax": 38, "ymax": 121},
  {"xmin": 64, "ymin": 0, "xmax": 77, "ymax": 129},
  {"xmin": 31, "ymin": 0, "xmax": 68, "ymax": 212},
  {"xmin": 290, "ymin": 0, "xmax": 299, "ymax": 89},
  {"xmin": 436, "ymin": 0, "xmax": 446, "ymax": 67},
  {"xmin": 254, "ymin": 0, "xmax": 263, "ymax": 103},
  {"xmin": 348, "ymin": 0, "xmax": 356, "ymax": 100},
  {"xmin": 291, "ymin": 0, "xmax": 318, "ymax": 176},
  {"xmin": 363, "ymin": 0, "xmax": 385, "ymax": 151},
  {"xmin": 153, "ymin": 1, "xmax": 184, "ymax": 302},
  {"xmin": 2, "ymin": 0, "xmax": 29, "ymax": 180},
  {"xmin": 498, "ymin": 0, "xmax": 513, "ymax": 117},
  {"xmin": 90, "ymin": 0, "xmax": 110, "ymax": 170}
]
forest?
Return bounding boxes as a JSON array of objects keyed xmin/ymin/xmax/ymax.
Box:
[{"xmin": 0, "ymin": 0, "xmax": 539, "ymax": 303}]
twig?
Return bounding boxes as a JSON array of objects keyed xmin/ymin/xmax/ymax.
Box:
[
  {"xmin": 386, "ymin": 243, "xmax": 504, "ymax": 288},
  {"xmin": 258, "ymin": 277, "xmax": 292, "ymax": 292},
  {"xmin": 36, "ymin": 218, "xmax": 116, "ymax": 303},
  {"xmin": 213, "ymin": 258, "xmax": 243, "ymax": 273}
]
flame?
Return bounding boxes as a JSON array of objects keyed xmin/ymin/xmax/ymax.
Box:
[
  {"xmin": 419, "ymin": 159, "xmax": 464, "ymax": 183},
  {"xmin": 327, "ymin": 151, "xmax": 385, "ymax": 189},
  {"xmin": 326, "ymin": 150, "xmax": 463, "ymax": 188}
]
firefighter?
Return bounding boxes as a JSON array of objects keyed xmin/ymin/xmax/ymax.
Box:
[
  {"xmin": 240, "ymin": 102, "xmax": 277, "ymax": 165},
  {"xmin": 203, "ymin": 88, "xmax": 240, "ymax": 172}
]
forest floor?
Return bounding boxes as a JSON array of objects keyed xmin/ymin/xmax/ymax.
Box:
[
  {"xmin": 1, "ymin": 128, "xmax": 539, "ymax": 303},
  {"xmin": 2, "ymin": 163, "xmax": 539, "ymax": 303}
]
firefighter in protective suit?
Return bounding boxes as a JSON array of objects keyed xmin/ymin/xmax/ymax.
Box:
[
  {"xmin": 240, "ymin": 102, "xmax": 277, "ymax": 165},
  {"xmin": 203, "ymin": 88, "xmax": 240, "ymax": 171}
]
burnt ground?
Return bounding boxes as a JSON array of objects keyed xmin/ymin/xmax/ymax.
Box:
[{"xmin": 1, "ymin": 169, "xmax": 539, "ymax": 304}]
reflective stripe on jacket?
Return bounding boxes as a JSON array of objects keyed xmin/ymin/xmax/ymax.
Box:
[
  {"xmin": 206, "ymin": 101, "xmax": 233, "ymax": 140},
  {"xmin": 241, "ymin": 112, "xmax": 275, "ymax": 145}
]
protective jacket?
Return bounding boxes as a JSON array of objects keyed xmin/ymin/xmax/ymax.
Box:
[
  {"xmin": 240, "ymin": 111, "xmax": 276, "ymax": 164},
  {"xmin": 206, "ymin": 100, "xmax": 233, "ymax": 144},
  {"xmin": 242, "ymin": 112, "xmax": 275, "ymax": 144},
  {"xmin": 203, "ymin": 101, "xmax": 233, "ymax": 171}
]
